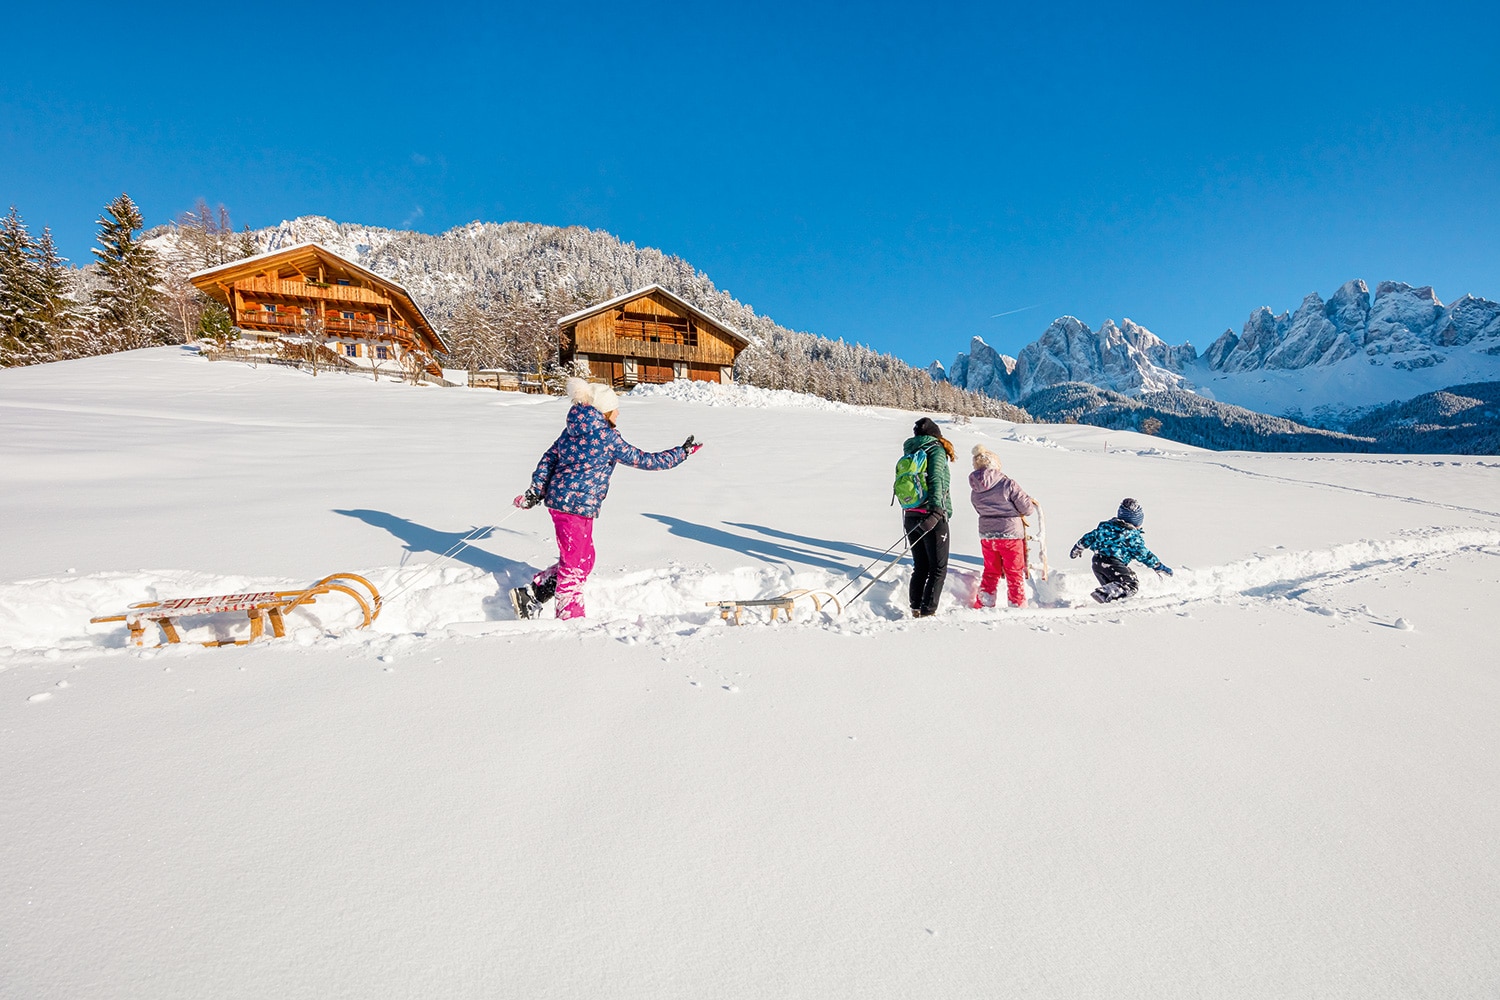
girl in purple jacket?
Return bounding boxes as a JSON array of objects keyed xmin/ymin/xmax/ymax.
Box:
[
  {"xmin": 511, "ymin": 378, "xmax": 699, "ymax": 620},
  {"xmin": 968, "ymin": 445, "xmax": 1037, "ymax": 608}
]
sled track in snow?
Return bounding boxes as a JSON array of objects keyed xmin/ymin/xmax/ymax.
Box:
[
  {"xmin": 3, "ymin": 528, "xmax": 1497, "ymax": 656},
  {"xmin": 1003, "ymin": 526, "xmax": 1500, "ymax": 626},
  {"xmin": 1190, "ymin": 460, "xmax": 1500, "ymax": 521}
]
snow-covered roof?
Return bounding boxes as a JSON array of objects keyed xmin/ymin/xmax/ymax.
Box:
[
  {"xmin": 556, "ymin": 284, "xmax": 749, "ymax": 346},
  {"xmin": 188, "ymin": 241, "xmax": 374, "ymax": 286}
]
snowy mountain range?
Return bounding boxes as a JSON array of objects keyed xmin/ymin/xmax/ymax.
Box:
[{"xmin": 935, "ymin": 280, "xmax": 1500, "ymax": 422}]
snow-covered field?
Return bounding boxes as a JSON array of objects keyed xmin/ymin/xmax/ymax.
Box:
[{"xmin": 3, "ymin": 348, "xmax": 1498, "ymax": 998}]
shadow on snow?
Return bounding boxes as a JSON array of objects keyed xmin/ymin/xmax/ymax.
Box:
[
  {"xmin": 333, "ymin": 509, "xmax": 540, "ymax": 620},
  {"xmin": 641, "ymin": 514, "xmax": 981, "ymax": 574}
]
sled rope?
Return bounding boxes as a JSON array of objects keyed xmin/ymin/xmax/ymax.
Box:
[
  {"xmin": 846, "ymin": 523, "xmax": 934, "ymax": 606},
  {"xmin": 830, "ymin": 531, "xmax": 915, "ymax": 600},
  {"xmin": 380, "ymin": 507, "xmax": 525, "ymax": 607},
  {"xmin": 707, "ymin": 525, "xmax": 929, "ymax": 625}
]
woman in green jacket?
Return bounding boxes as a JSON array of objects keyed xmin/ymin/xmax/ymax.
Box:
[{"xmin": 902, "ymin": 417, "xmax": 955, "ymax": 616}]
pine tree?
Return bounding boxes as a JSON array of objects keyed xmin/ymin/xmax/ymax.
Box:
[
  {"xmin": 197, "ymin": 300, "xmax": 234, "ymax": 343},
  {"xmin": 238, "ymin": 225, "xmax": 258, "ymax": 260},
  {"xmin": 0, "ymin": 206, "xmax": 46, "ymax": 364},
  {"xmin": 92, "ymin": 193, "xmax": 168, "ymax": 349}
]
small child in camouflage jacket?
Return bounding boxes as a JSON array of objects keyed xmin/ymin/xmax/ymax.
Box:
[{"xmin": 1069, "ymin": 498, "xmax": 1173, "ymax": 604}]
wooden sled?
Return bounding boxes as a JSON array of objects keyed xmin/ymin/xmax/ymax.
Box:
[
  {"xmin": 1022, "ymin": 502, "xmax": 1051, "ymax": 582},
  {"xmin": 706, "ymin": 589, "xmax": 842, "ymax": 626},
  {"xmin": 90, "ymin": 573, "xmax": 382, "ymax": 648}
]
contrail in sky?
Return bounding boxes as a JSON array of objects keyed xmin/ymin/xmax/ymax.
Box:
[{"xmin": 990, "ymin": 304, "xmax": 1041, "ymax": 319}]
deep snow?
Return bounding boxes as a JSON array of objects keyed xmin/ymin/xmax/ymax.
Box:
[{"xmin": 3, "ymin": 348, "xmax": 1499, "ymax": 998}]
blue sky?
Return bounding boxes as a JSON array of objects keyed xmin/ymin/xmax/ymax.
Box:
[{"xmin": 4, "ymin": 1, "xmax": 1497, "ymax": 365}]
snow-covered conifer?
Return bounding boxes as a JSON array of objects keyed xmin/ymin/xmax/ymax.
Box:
[
  {"xmin": 0, "ymin": 206, "xmax": 47, "ymax": 364},
  {"xmin": 92, "ymin": 194, "xmax": 168, "ymax": 350}
]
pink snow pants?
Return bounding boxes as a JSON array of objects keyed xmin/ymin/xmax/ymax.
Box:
[
  {"xmin": 534, "ymin": 509, "xmax": 596, "ymax": 620},
  {"xmin": 977, "ymin": 537, "xmax": 1027, "ymax": 608}
]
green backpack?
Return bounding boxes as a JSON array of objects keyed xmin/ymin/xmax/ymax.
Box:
[{"xmin": 893, "ymin": 447, "xmax": 929, "ymax": 509}]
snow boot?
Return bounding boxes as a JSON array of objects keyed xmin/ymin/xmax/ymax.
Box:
[
  {"xmin": 511, "ymin": 586, "xmax": 542, "ymax": 620},
  {"xmin": 1090, "ymin": 582, "xmax": 1126, "ymax": 604},
  {"xmin": 511, "ymin": 575, "xmax": 558, "ymax": 619}
]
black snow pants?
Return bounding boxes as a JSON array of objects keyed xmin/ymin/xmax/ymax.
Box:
[
  {"xmin": 1091, "ymin": 554, "xmax": 1138, "ymax": 600},
  {"xmin": 904, "ymin": 511, "xmax": 950, "ymax": 616}
]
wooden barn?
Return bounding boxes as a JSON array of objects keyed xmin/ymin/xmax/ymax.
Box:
[
  {"xmin": 189, "ymin": 243, "xmax": 446, "ymax": 377},
  {"xmin": 557, "ymin": 285, "xmax": 747, "ymax": 387}
]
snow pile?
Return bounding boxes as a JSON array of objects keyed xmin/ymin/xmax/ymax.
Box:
[
  {"xmin": 1002, "ymin": 428, "xmax": 1067, "ymax": 449},
  {"xmin": 629, "ymin": 377, "xmax": 882, "ymax": 415}
]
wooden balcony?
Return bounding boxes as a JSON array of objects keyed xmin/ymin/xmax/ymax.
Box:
[
  {"xmin": 234, "ymin": 276, "xmax": 390, "ymax": 307},
  {"xmin": 237, "ymin": 311, "xmax": 414, "ymax": 342},
  {"xmin": 576, "ymin": 332, "xmax": 734, "ymax": 365}
]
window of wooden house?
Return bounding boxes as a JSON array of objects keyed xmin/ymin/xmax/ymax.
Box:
[
  {"xmin": 342, "ymin": 312, "xmax": 354, "ymax": 319},
  {"xmin": 345, "ymin": 343, "xmax": 358, "ymax": 357},
  {"xmin": 376, "ymin": 346, "xmax": 389, "ymax": 360},
  {"xmin": 264, "ymin": 303, "xmax": 277, "ymax": 313},
  {"xmin": 336, "ymin": 279, "xmax": 351, "ymax": 286}
]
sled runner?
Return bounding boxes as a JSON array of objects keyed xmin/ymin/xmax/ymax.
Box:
[
  {"xmin": 1023, "ymin": 502, "xmax": 1050, "ymax": 581},
  {"xmin": 706, "ymin": 589, "xmax": 842, "ymax": 626},
  {"xmin": 89, "ymin": 573, "xmax": 382, "ymax": 648}
]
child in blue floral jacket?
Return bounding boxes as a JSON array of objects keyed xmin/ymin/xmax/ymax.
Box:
[
  {"xmin": 1069, "ymin": 498, "xmax": 1173, "ymax": 603},
  {"xmin": 512, "ymin": 378, "xmax": 699, "ymax": 620}
]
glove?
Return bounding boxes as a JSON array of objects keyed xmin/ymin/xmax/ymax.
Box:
[
  {"xmin": 514, "ymin": 487, "xmax": 543, "ymax": 509},
  {"xmin": 1155, "ymin": 565, "xmax": 1174, "ymax": 577},
  {"xmin": 682, "ymin": 434, "xmax": 702, "ymax": 456},
  {"xmin": 917, "ymin": 512, "xmax": 941, "ymax": 534},
  {"xmin": 1070, "ymin": 543, "xmax": 1084, "ymax": 559}
]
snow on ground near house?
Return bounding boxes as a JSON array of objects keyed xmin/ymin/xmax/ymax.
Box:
[{"xmin": 3, "ymin": 347, "xmax": 1499, "ymax": 999}]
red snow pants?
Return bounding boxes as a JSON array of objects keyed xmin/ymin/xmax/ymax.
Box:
[
  {"xmin": 977, "ymin": 537, "xmax": 1027, "ymax": 608},
  {"xmin": 534, "ymin": 509, "xmax": 596, "ymax": 620}
]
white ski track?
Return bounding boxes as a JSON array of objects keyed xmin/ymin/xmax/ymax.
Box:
[{"xmin": 1178, "ymin": 458, "xmax": 1500, "ymax": 520}]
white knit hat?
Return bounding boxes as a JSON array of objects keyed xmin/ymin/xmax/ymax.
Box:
[
  {"xmin": 591, "ymin": 384, "xmax": 620, "ymax": 413},
  {"xmin": 565, "ymin": 377, "xmax": 620, "ymax": 414}
]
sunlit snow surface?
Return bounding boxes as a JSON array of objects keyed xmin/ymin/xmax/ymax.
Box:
[{"xmin": 3, "ymin": 348, "xmax": 1499, "ymax": 998}]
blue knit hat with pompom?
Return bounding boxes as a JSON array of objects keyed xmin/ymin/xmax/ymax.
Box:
[{"xmin": 1117, "ymin": 498, "xmax": 1144, "ymax": 526}]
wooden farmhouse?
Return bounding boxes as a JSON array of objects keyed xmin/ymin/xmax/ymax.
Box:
[
  {"xmin": 557, "ymin": 285, "xmax": 747, "ymax": 387},
  {"xmin": 189, "ymin": 243, "xmax": 446, "ymax": 377}
]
